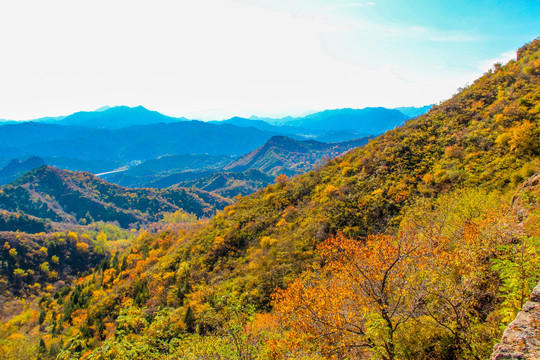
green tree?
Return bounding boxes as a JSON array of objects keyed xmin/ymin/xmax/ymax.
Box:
[
  {"xmin": 493, "ymin": 236, "xmax": 540, "ymax": 326},
  {"xmin": 184, "ymin": 306, "xmax": 195, "ymax": 333}
]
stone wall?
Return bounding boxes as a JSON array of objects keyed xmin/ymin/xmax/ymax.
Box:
[{"xmin": 491, "ymin": 282, "xmax": 540, "ymax": 359}]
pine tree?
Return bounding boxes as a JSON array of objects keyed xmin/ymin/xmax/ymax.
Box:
[
  {"xmin": 38, "ymin": 309, "xmax": 46, "ymax": 325},
  {"xmin": 38, "ymin": 338, "xmax": 46, "ymax": 353},
  {"xmin": 183, "ymin": 306, "xmax": 195, "ymax": 333}
]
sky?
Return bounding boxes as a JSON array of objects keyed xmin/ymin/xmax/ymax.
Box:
[{"xmin": 0, "ymin": 0, "xmax": 538, "ymax": 120}]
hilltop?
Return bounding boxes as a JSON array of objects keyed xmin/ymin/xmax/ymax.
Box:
[{"xmin": 223, "ymin": 135, "xmax": 371, "ymax": 176}]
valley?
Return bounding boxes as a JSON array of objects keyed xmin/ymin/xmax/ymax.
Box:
[{"xmin": 0, "ymin": 105, "xmax": 418, "ymax": 213}]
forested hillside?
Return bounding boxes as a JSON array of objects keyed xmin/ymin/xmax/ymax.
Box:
[
  {"xmin": 167, "ymin": 37, "xmax": 540, "ymax": 308},
  {"xmin": 0, "ymin": 39, "xmax": 539, "ymax": 360},
  {"xmin": 0, "ymin": 166, "xmax": 231, "ymax": 229},
  {"xmin": 172, "ymin": 169, "xmax": 274, "ymax": 198}
]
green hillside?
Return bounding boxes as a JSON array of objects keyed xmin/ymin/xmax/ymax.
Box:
[{"xmin": 0, "ymin": 166, "xmax": 232, "ymax": 228}]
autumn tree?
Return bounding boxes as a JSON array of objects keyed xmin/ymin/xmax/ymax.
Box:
[
  {"xmin": 273, "ymin": 232, "xmax": 436, "ymax": 360},
  {"xmin": 399, "ymin": 188, "xmax": 518, "ymax": 359}
]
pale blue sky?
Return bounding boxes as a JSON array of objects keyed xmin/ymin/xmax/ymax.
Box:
[{"xmin": 0, "ymin": 0, "xmax": 538, "ymax": 120}]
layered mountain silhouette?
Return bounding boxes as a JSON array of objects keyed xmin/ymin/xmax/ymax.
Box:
[
  {"xmin": 393, "ymin": 105, "xmax": 433, "ymax": 118},
  {"xmin": 0, "ymin": 121, "xmax": 289, "ymax": 161},
  {"xmin": 249, "ymin": 107, "xmax": 412, "ymax": 133},
  {"xmin": 0, "ymin": 105, "xmax": 420, "ymax": 174},
  {"xmin": 51, "ymin": 105, "xmax": 187, "ymax": 129},
  {"xmin": 211, "ymin": 116, "xmax": 371, "ymax": 142},
  {"xmin": 287, "ymin": 108, "xmax": 407, "ymax": 133}
]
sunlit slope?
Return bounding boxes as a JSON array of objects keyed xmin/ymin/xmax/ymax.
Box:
[{"xmin": 180, "ymin": 38, "xmax": 540, "ymax": 305}]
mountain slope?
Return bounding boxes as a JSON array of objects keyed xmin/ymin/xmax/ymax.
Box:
[
  {"xmin": 0, "ymin": 166, "xmax": 232, "ymax": 228},
  {"xmin": 172, "ymin": 37, "xmax": 540, "ymax": 307},
  {"xmin": 223, "ymin": 135, "xmax": 371, "ymax": 176},
  {"xmin": 173, "ymin": 169, "xmax": 274, "ymax": 197}
]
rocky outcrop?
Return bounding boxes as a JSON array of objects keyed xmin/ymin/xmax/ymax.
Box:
[{"xmin": 491, "ymin": 282, "xmax": 540, "ymax": 359}]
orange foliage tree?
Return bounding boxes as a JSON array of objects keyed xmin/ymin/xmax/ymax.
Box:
[{"xmin": 273, "ymin": 232, "xmax": 437, "ymax": 360}]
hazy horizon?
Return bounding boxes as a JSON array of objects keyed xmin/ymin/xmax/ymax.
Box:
[
  {"xmin": 0, "ymin": 1, "xmax": 538, "ymax": 121},
  {"xmin": 0, "ymin": 103, "xmax": 433, "ymax": 122}
]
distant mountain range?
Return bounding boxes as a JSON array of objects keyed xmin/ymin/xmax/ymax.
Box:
[
  {"xmin": 210, "ymin": 117, "xmax": 314, "ymax": 136},
  {"xmin": 247, "ymin": 106, "xmax": 430, "ymax": 131},
  {"xmin": 253, "ymin": 107, "xmax": 409, "ymax": 134},
  {"xmin": 393, "ymin": 105, "xmax": 433, "ymax": 118},
  {"xmin": 0, "ymin": 105, "xmax": 428, "ymax": 199},
  {"xmin": 0, "ymin": 104, "xmax": 429, "ymax": 167},
  {"xmin": 48, "ymin": 105, "xmax": 188, "ymax": 129},
  {"xmin": 210, "ymin": 116, "xmax": 371, "ymax": 143},
  {"xmin": 0, "ymin": 120, "xmax": 290, "ymax": 161},
  {"xmin": 1, "ymin": 105, "xmax": 431, "ymax": 130}
]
